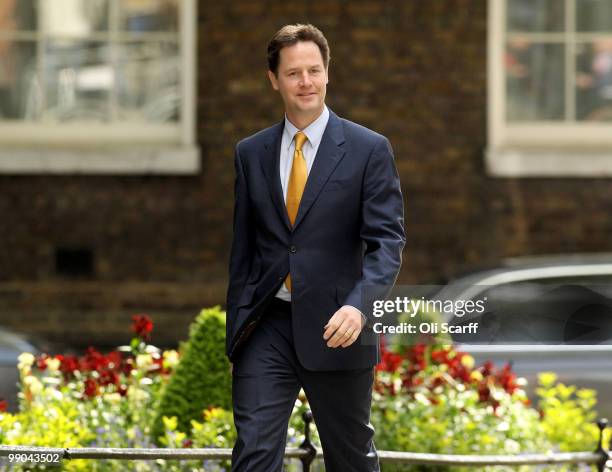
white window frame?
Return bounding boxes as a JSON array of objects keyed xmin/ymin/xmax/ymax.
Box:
[
  {"xmin": 0, "ymin": 0, "xmax": 198, "ymax": 175},
  {"xmin": 487, "ymin": 0, "xmax": 612, "ymax": 177}
]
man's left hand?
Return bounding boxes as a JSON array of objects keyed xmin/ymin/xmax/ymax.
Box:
[{"xmin": 323, "ymin": 305, "xmax": 365, "ymax": 348}]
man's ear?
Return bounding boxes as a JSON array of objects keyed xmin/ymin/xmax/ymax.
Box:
[{"xmin": 267, "ymin": 70, "xmax": 279, "ymax": 91}]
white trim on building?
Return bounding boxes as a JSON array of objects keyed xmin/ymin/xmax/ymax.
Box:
[
  {"xmin": 0, "ymin": 0, "xmax": 199, "ymax": 174},
  {"xmin": 487, "ymin": 0, "xmax": 612, "ymax": 177}
]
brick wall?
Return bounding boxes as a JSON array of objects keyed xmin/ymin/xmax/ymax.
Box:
[{"xmin": 1, "ymin": 0, "xmax": 611, "ymax": 347}]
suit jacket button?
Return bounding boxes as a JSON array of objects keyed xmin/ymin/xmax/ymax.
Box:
[{"xmin": 289, "ymin": 245, "xmax": 297, "ymax": 253}]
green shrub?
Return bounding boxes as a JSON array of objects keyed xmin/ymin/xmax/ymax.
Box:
[
  {"xmin": 152, "ymin": 306, "xmax": 232, "ymax": 442},
  {"xmin": 537, "ymin": 372, "xmax": 610, "ymax": 453}
]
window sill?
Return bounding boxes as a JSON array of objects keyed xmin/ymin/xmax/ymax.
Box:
[
  {"xmin": 486, "ymin": 147, "xmax": 612, "ymax": 178},
  {"xmin": 0, "ymin": 146, "xmax": 200, "ymax": 175}
]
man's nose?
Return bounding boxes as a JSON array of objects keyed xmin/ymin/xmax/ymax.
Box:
[{"xmin": 299, "ymin": 72, "xmax": 312, "ymax": 87}]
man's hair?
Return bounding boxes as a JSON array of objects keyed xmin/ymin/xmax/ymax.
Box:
[{"xmin": 267, "ymin": 23, "xmax": 330, "ymax": 75}]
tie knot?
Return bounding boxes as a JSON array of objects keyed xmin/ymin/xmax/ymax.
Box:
[{"xmin": 294, "ymin": 131, "xmax": 307, "ymax": 152}]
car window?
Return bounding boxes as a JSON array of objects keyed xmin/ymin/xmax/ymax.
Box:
[{"xmin": 450, "ymin": 275, "xmax": 612, "ymax": 344}]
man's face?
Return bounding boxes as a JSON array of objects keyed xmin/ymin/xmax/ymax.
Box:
[{"xmin": 268, "ymin": 41, "xmax": 328, "ymax": 121}]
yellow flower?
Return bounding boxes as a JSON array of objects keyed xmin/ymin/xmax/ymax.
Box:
[
  {"xmin": 163, "ymin": 416, "xmax": 178, "ymax": 431},
  {"xmin": 470, "ymin": 371, "xmax": 483, "ymax": 382},
  {"xmin": 23, "ymin": 375, "xmax": 43, "ymax": 395},
  {"xmin": 538, "ymin": 372, "xmax": 558, "ymax": 387},
  {"xmin": 460, "ymin": 354, "xmax": 475, "ymax": 369},
  {"xmin": 162, "ymin": 350, "xmax": 179, "ymax": 369}
]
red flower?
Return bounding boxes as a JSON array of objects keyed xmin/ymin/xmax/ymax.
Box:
[
  {"xmin": 480, "ymin": 361, "xmax": 494, "ymax": 377},
  {"xmin": 478, "ymin": 384, "xmax": 491, "ymax": 402},
  {"xmin": 122, "ymin": 357, "xmax": 134, "ymax": 375},
  {"xmin": 495, "ymin": 363, "xmax": 518, "ymax": 394},
  {"xmin": 36, "ymin": 354, "xmax": 49, "ymax": 371},
  {"xmin": 377, "ymin": 350, "xmax": 404, "ymax": 373},
  {"xmin": 182, "ymin": 439, "xmax": 194, "ymax": 448},
  {"xmin": 431, "ymin": 349, "xmax": 448, "ymax": 364},
  {"xmin": 106, "ymin": 351, "xmax": 123, "ymax": 370},
  {"xmin": 431, "ymin": 376, "xmax": 445, "ymax": 389},
  {"xmin": 408, "ymin": 344, "xmax": 426, "ymax": 363},
  {"xmin": 131, "ymin": 314, "xmax": 154, "ymax": 341},
  {"xmin": 99, "ymin": 370, "xmax": 120, "ymax": 387},
  {"xmin": 82, "ymin": 347, "xmax": 107, "ymax": 372},
  {"xmin": 84, "ymin": 378, "xmax": 99, "ymax": 398},
  {"xmin": 0, "ymin": 398, "xmax": 8, "ymax": 412},
  {"xmin": 57, "ymin": 354, "xmax": 79, "ymax": 379}
]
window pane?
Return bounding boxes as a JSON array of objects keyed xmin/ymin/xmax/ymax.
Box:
[
  {"xmin": 0, "ymin": 0, "xmax": 37, "ymax": 31},
  {"xmin": 118, "ymin": 0, "xmax": 178, "ymax": 32},
  {"xmin": 506, "ymin": 0, "xmax": 565, "ymax": 32},
  {"xmin": 40, "ymin": 0, "xmax": 109, "ymax": 37},
  {"xmin": 506, "ymin": 41, "xmax": 565, "ymax": 121},
  {"xmin": 577, "ymin": 0, "xmax": 612, "ymax": 32},
  {"xmin": 0, "ymin": 40, "xmax": 36, "ymax": 119},
  {"xmin": 576, "ymin": 40, "xmax": 612, "ymax": 120},
  {"xmin": 43, "ymin": 40, "xmax": 111, "ymax": 122},
  {"xmin": 116, "ymin": 41, "xmax": 179, "ymax": 122}
]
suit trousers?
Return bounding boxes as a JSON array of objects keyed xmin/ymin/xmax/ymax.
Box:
[{"xmin": 231, "ymin": 298, "xmax": 380, "ymax": 472}]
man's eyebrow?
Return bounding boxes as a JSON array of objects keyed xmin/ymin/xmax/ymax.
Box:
[{"xmin": 284, "ymin": 65, "xmax": 322, "ymax": 72}]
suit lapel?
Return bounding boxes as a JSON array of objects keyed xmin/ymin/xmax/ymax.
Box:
[
  {"xmin": 260, "ymin": 121, "xmax": 292, "ymax": 231},
  {"xmin": 259, "ymin": 111, "xmax": 347, "ymax": 233},
  {"xmin": 293, "ymin": 111, "xmax": 346, "ymax": 231}
]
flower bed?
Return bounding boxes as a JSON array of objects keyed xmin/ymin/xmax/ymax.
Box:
[{"xmin": 0, "ymin": 311, "xmax": 609, "ymax": 472}]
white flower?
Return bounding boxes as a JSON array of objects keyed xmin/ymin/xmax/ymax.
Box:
[
  {"xmin": 17, "ymin": 353, "xmax": 35, "ymax": 372},
  {"xmin": 414, "ymin": 392, "xmax": 430, "ymax": 405},
  {"xmin": 497, "ymin": 421, "xmax": 510, "ymax": 432},
  {"xmin": 127, "ymin": 386, "xmax": 149, "ymax": 402},
  {"xmin": 103, "ymin": 393, "xmax": 122, "ymax": 404},
  {"xmin": 136, "ymin": 354, "xmax": 153, "ymax": 369},
  {"xmin": 46, "ymin": 358, "xmax": 61, "ymax": 372}
]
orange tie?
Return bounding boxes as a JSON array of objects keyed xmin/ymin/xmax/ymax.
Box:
[{"xmin": 285, "ymin": 131, "xmax": 308, "ymax": 292}]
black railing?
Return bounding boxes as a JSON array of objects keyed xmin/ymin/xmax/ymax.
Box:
[{"xmin": 0, "ymin": 413, "xmax": 610, "ymax": 471}]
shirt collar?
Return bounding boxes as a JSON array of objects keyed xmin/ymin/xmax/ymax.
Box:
[{"xmin": 283, "ymin": 105, "xmax": 330, "ymax": 150}]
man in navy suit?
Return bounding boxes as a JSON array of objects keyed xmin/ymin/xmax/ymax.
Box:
[{"xmin": 226, "ymin": 23, "xmax": 405, "ymax": 471}]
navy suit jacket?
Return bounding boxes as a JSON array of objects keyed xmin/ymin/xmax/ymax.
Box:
[{"xmin": 226, "ymin": 110, "xmax": 405, "ymax": 371}]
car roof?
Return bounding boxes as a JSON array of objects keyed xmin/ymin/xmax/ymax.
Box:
[
  {"xmin": 0, "ymin": 328, "xmax": 38, "ymax": 363},
  {"xmin": 436, "ymin": 254, "xmax": 612, "ymax": 301}
]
